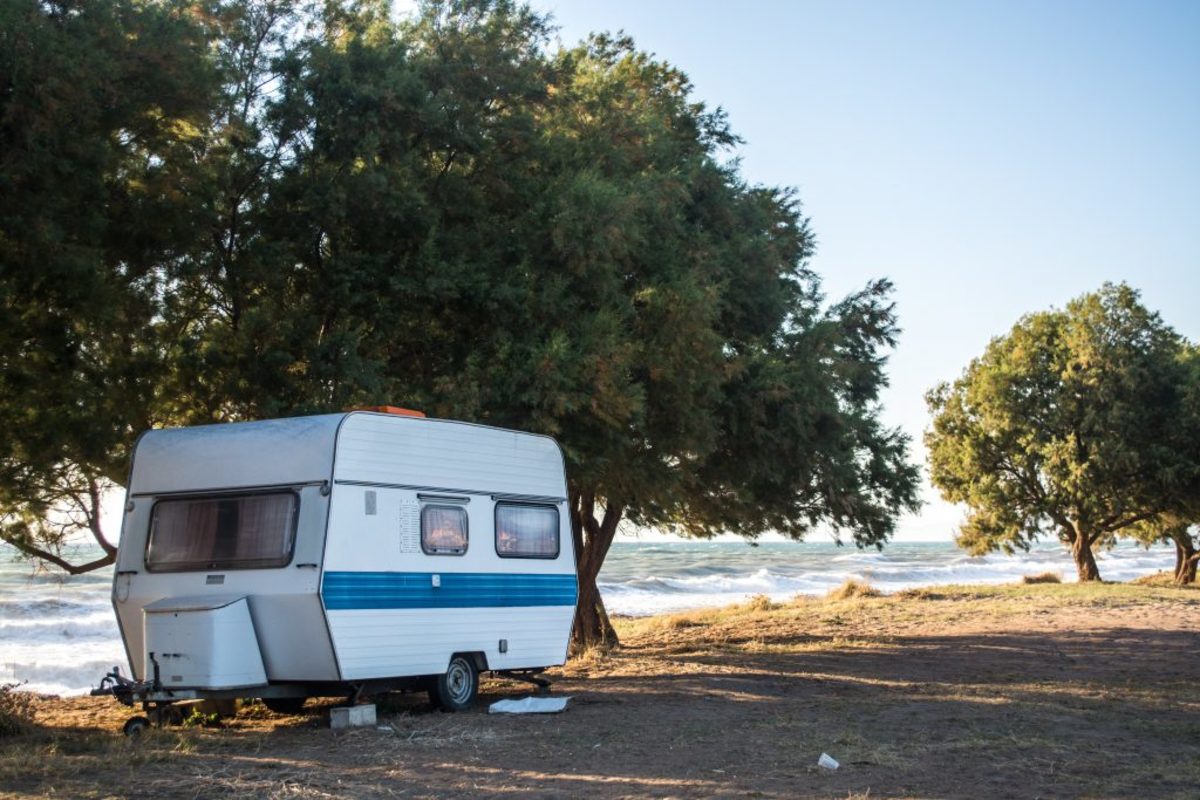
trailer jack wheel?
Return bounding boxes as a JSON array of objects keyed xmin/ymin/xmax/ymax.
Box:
[
  {"xmin": 430, "ymin": 655, "xmax": 478, "ymax": 712},
  {"xmin": 122, "ymin": 716, "xmax": 151, "ymax": 738}
]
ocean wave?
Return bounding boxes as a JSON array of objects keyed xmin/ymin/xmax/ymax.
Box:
[
  {"xmin": 599, "ymin": 542, "xmax": 1175, "ymax": 616},
  {"xmin": 0, "ymin": 612, "xmax": 119, "ymax": 641},
  {"xmin": 0, "ymin": 596, "xmax": 110, "ymax": 619}
]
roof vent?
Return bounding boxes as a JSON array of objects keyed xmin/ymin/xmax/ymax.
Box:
[{"xmin": 350, "ymin": 405, "xmax": 426, "ymax": 418}]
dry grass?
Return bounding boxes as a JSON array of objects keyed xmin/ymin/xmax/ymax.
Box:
[
  {"xmin": 1130, "ymin": 570, "xmax": 1196, "ymax": 587},
  {"xmin": 1022, "ymin": 571, "xmax": 1062, "ymax": 584},
  {"xmin": 744, "ymin": 593, "xmax": 778, "ymax": 611},
  {"xmin": 5, "ymin": 580, "xmax": 1200, "ymax": 799},
  {"xmin": 826, "ymin": 578, "xmax": 883, "ymax": 600}
]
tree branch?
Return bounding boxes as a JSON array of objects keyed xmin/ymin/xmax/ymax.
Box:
[
  {"xmin": 1097, "ymin": 510, "xmax": 1159, "ymax": 535},
  {"xmin": 1, "ymin": 536, "xmax": 115, "ymax": 575}
]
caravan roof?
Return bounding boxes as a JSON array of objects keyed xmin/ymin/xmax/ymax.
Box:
[{"xmin": 128, "ymin": 412, "xmax": 567, "ymax": 499}]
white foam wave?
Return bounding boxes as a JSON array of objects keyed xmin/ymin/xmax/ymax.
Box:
[{"xmin": 601, "ymin": 542, "xmax": 1176, "ymax": 616}]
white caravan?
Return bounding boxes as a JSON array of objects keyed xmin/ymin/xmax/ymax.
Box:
[{"xmin": 95, "ymin": 409, "xmax": 577, "ymax": 729}]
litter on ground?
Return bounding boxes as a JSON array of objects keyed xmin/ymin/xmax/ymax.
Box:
[{"xmin": 488, "ymin": 696, "xmax": 571, "ymax": 714}]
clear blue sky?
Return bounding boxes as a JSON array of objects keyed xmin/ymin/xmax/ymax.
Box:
[{"xmin": 520, "ymin": 0, "xmax": 1200, "ymax": 541}]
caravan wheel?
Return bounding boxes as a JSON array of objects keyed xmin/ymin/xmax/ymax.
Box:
[{"xmin": 430, "ymin": 655, "xmax": 478, "ymax": 712}]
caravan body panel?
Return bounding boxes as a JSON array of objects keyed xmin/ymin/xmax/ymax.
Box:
[{"xmin": 321, "ymin": 414, "xmax": 577, "ymax": 680}]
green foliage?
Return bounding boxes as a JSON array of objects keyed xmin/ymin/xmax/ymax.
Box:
[
  {"xmin": 180, "ymin": 708, "xmax": 221, "ymax": 728},
  {"xmin": 926, "ymin": 284, "xmax": 1200, "ymax": 580},
  {"xmin": 0, "ymin": 0, "xmax": 217, "ymax": 567}
]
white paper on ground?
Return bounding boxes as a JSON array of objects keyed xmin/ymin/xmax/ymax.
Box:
[{"xmin": 488, "ymin": 696, "xmax": 571, "ymax": 714}]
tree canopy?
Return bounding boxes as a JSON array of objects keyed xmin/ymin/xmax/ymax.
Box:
[
  {"xmin": 926, "ymin": 284, "xmax": 1200, "ymax": 582},
  {"xmin": 1, "ymin": 0, "xmax": 920, "ymax": 644}
]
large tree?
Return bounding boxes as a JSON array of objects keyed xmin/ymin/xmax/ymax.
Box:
[
  {"xmin": 247, "ymin": 3, "xmax": 920, "ymax": 645},
  {"xmin": 2, "ymin": 0, "xmax": 920, "ymax": 650},
  {"xmin": 926, "ymin": 284, "xmax": 1200, "ymax": 582}
]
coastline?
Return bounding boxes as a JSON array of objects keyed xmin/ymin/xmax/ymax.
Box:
[{"xmin": 4, "ymin": 577, "xmax": 1198, "ymax": 799}]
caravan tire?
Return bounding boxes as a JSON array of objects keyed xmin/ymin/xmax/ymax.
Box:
[{"xmin": 430, "ymin": 655, "xmax": 478, "ymax": 712}]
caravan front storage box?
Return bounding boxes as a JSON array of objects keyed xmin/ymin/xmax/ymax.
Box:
[
  {"xmin": 103, "ymin": 411, "xmax": 577, "ymax": 717},
  {"xmin": 142, "ymin": 596, "xmax": 267, "ymax": 690}
]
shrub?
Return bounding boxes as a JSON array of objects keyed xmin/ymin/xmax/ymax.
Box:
[
  {"xmin": 1022, "ymin": 572, "xmax": 1062, "ymax": 584},
  {"xmin": 0, "ymin": 682, "xmax": 36, "ymax": 737},
  {"xmin": 827, "ymin": 579, "xmax": 883, "ymax": 600},
  {"xmin": 745, "ymin": 594, "xmax": 777, "ymax": 612}
]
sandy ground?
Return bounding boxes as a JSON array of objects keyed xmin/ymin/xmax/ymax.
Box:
[{"xmin": 2, "ymin": 581, "xmax": 1198, "ymax": 799}]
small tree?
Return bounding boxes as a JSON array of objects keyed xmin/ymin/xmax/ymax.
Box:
[{"xmin": 926, "ymin": 284, "xmax": 1200, "ymax": 581}]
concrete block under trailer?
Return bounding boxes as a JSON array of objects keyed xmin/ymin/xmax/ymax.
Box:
[{"xmin": 94, "ymin": 410, "xmax": 578, "ymax": 731}]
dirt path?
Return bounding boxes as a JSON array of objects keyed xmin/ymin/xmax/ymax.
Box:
[{"xmin": 4, "ymin": 582, "xmax": 1198, "ymax": 799}]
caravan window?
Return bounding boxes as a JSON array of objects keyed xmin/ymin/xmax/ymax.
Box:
[
  {"xmin": 145, "ymin": 492, "xmax": 298, "ymax": 572},
  {"xmin": 495, "ymin": 503, "xmax": 559, "ymax": 559},
  {"xmin": 421, "ymin": 505, "xmax": 468, "ymax": 555}
]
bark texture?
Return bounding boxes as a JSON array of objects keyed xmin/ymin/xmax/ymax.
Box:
[
  {"xmin": 1070, "ymin": 528, "xmax": 1101, "ymax": 582},
  {"xmin": 1170, "ymin": 530, "xmax": 1198, "ymax": 585},
  {"xmin": 569, "ymin": 489, "xmax": 624, "ymax": 650}
]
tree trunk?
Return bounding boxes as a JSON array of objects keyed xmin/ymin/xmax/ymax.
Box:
[
  {"xmin": 569, "ymin": 489, "xmax": 624, "ymax": 651},
  {"xmin": 1071, "ymin": 531, "xmax": 1102, "ymax": 582},
  {"xmin": 1170, "ymin": 531, "xmax": 1197, "ymax": 585},
  {"xmin": 573, "ymin": 571, "xmax": 618, "ymax": 647}
]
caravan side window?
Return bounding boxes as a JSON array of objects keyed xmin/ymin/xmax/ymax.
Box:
[
  {"xmin": 145, "ymin": 492, "xmax": 298, "ymax": 572},
  {"xmin": 495, "ymin": 503, "xmax": 559, "ymax": 559},
  {"xmin": 421, "ymin": 505, "xmax": 468, "ymax": 555}
]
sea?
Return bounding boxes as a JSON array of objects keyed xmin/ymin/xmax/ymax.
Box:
[{"xmin": 0, "ymin": 539, "xmax": 1174, "ymax": 696}]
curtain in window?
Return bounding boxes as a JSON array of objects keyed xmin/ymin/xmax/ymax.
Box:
[
  {"xmin": 146, "ymin": 493, "xmax": 295, "ymax": 570},
  {"xmin": 422, "ymin": 506, "xmax": 468, "ymax": 552},
  {"xmin": 147, "ymin": 501, "xmax": 219, "ymax": 567},
  {"xmin": 496, "ymin": 504, "xmax": 558, "ymax": 557},
  {"xmin": 234, "ymin": 495, "xmax": 296, "ymax": 560}
]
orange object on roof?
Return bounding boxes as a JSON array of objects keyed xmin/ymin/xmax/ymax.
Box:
[{"xmin": 350, "ymin": 405, "xmax": 426, "ymax": 418}]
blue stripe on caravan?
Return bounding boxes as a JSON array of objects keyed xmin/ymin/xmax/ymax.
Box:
[{"xmin": 321, "ymin": 571, "xmax": 578, "ymax": 610}]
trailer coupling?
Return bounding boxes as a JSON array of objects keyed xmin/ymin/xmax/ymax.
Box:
[{"xmin": 91, "ymin": 654, "xmax": 164, "ymax": 706}]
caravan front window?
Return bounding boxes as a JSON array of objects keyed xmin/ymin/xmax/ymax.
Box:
[{"xmin": 145, "ymin": 492, "xmax": 298, "ymax": 572}]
